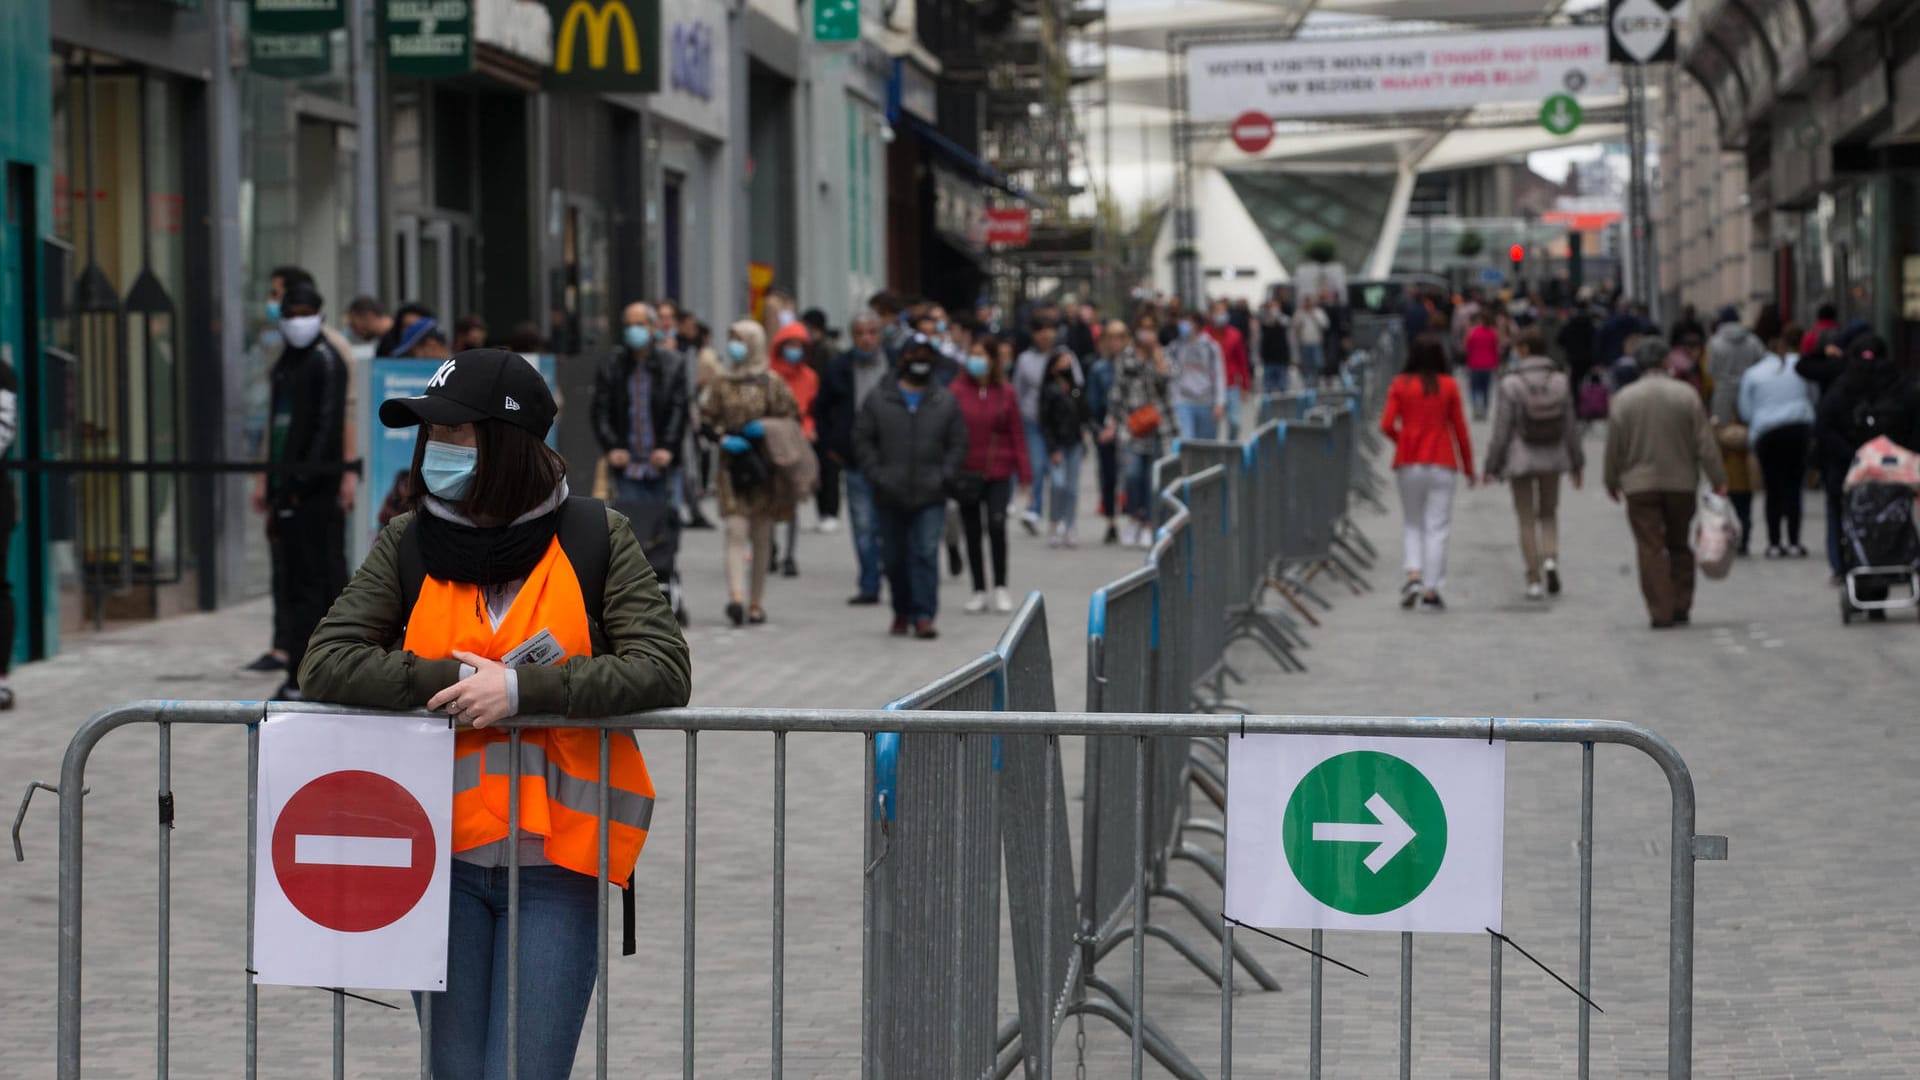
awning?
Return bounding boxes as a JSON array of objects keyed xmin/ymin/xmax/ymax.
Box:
[{"xmin": 894, "ymin": 113, "xmax": 1036, "ymax": 204}]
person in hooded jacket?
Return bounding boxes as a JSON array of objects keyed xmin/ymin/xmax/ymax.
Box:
[
  {"xmin": 854, "ymin": 336, "xmax": 970, "ymax": 639},
  {"xmin": 299, "ymin": 349, "xmax": 691, "ymax": 1080},
  {"xmin": 767, "ymin": 321, "xmax": 820, "ymax": 578},
  {"xmin": 701, "ymin": 320, "xmax": 801, "ymax": 626},
  {"xmin": 591, "ymin": 302, "xmax": 690, "ymax": 506},
  {"xmin": 254, "ymin": 281, "xmax": 350, "ymax": 699},
  {"xmin": 950, "ymin": 336, "xmax": 1031, "ymax": 614}
]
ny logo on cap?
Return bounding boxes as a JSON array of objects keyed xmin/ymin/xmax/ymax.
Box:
[{"xmin": 427, "ymin": 359, "xmax": 457, "ymax": 389}]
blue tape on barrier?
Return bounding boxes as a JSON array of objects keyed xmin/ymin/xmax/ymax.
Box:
[
  {"xmin": 873, "ymin": 731, "xmax": 898, "ymax": 821},
  {"xmin": 1088, "ymin": 589, "xmax": 1108, "ymax": 637},
  {"xmin": 1149, "ymin": 575, "xmax": 1161, "ymax": 650}
]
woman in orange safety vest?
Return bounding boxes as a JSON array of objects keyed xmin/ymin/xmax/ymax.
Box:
[{"xmin": 300, "ymin": 348, "xmax": 692, "ymax": 1080}]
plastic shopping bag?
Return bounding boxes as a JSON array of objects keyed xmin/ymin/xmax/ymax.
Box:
[{"xmin": 1690, "ymin": 491, "xmax": 1740, "ymax": 580}]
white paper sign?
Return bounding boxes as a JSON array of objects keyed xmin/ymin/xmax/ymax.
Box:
[
  {"xmin": 1226, "ymin": 734, "xmax": 1505, "ymax": 934},
  {"xmin": 1185, "ymin": 27, "xmax": 1618, "ymax": 121},
  {"xmin": 254, "ymin": 711, "xmax": 455, "ymax": 990}
]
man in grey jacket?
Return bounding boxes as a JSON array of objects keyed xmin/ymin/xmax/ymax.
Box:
[
  {"xmin": 1604, "ymin": 338, "xmax": 1730, "ymax": 629},
  {"xmin": 854, "ymin": 337, "xmax": 969, "ymax": 639}
]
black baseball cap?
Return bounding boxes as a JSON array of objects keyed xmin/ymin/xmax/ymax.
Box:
[{"xmin": 379, "ymin": 348, "xmax": 557, "ymax": 438}]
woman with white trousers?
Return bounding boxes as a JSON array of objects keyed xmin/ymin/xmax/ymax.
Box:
[{"xmin": 1379, "ymin": 333, "xmax": 1477, "ymax": 611}]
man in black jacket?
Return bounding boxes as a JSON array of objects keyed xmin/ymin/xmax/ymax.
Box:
[
  {"xmin": 592, "ymin": 302, "xmax": 691, "ymax": 505},
  {"xmin": 255, "ymin": 282, "xmax": 349, "ymax": 699},
  {"xmin": 816, "ymin": 314, "xmax": 891, "ymax": 604},
  {"xmin": 853, "ymin": 337, "xmax": 969, "ymax": 639}
]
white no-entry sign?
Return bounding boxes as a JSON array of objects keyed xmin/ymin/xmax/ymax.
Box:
[
  {"xmin": 254, "ymin": 711, "xmax": 454, "ymax": 991},
  {"xmin": 1225, "ymin": 734, "xmax": 1505, "ymax": 934}
]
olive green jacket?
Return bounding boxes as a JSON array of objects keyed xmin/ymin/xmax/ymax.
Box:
[{"xmin": 299, "ymin": 508, "xmax": 692, "ymax": 718}]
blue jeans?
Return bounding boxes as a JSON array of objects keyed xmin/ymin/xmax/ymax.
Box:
[
  {"xmin": 1174, "ymin": 402, "xmax": 1218, "ymax": 441},
  {"xmin": 615, "ymin": 470, "xmax": 676, "ymax": 504},
  {"xmin": 1468, "ymin": 369, "xmax": 1494, "ymax": 414},
  {"xmin": 1225, "ymin": 386, "xmax": 1243, "ymax": 441},
  {"xmin": 415, "ymin": 861, "xmax": 599, "ymax": 1080},
  {"xmin": 1298, "ymin": 343, "xmax": 1324, "ymax": 380},
  {"xmin": 1125, "ymin": 449, "xmax": 1157, "ymax": 525},
  {"xmin": 1262, "ymin": 363, "xmax": 1289, "ymax": 393},
  {"xmin": 877, "ymin": 502, "xmax": 945, "ymax": 621},
  {"xmin": 1049, "ymin": 443, "xmax": 1085, "ymax": 527},
  {"xmin": 1023, "ymin": 420, "xmax": 1049, "ymax": 517},
  {"xmin": 843, "ymin": 469, "xmax": 885, "ymax": 600}
]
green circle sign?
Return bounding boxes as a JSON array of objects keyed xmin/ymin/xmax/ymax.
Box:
[
  {"xmin": 1540, "ymin": 94, "xmax": 1583, "ymax": 137},
  {"xmin": 1281, "ymin": 751, "xmax": 1447, "ymax": 915}
]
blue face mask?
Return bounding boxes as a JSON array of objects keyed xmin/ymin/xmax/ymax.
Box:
[
  {"xmin": 1177, "ymin": 320, "xmax": 1194, "ymax": 339},
  {"xmin": 966, "ymin": 356, "xmax": 990, "ymax": 380},
  {"xmin": 936, "ymin": 320, "xmax": 949, "ymax": 334},
  {"xmin": 781, "ymin": 345, "xmax": 806, "ymax": 363},
  {"xmin": 726, "ymin": 340, "xmax": 750, "ymax": 364},
  {"xmin": 624, "ymin": 325, "xmax": 653, "ymax": 350},
  {"xmin": 265, "ymin": 300, "xmax": 282, "ymax": 323},
  {"xmin": 421, "ymin": 440, "xmax": 478, "ymax": 502}
]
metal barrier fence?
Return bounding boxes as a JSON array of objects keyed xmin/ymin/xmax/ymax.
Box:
[
  {"xmin": 40, "ymin": 701, "xmax": 1718, "ymax": 1080},
  {"xmin": 875, "ymin": 653, "xmax": 1004, "ymax": 1079}
]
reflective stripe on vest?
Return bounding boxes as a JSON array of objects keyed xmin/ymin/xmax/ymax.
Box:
[{"xmin": 403, "ymin": 535, "xmax": 654, "ymax": 886}]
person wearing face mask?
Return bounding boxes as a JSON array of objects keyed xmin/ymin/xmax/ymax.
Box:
[
  {"xmin": 1258, "ymin": 292, "xmax": 1293, "ymax": 394},
  {"xmin": 300, "ymin": 348, "xmax": 691, "ymax": 1080},
  {"xmin": 767, "ymin": 321, "xmax": 821, "ymax": 577},
  {"xmin": 1112, "ymin": 313, "xmax": 1177, "ymax": 547},
  {"xmin": 1014, "ymin": 316, "xmax": 1081, "ymax": 532},
  {"xmin": 244, "ymin": 267, "xmax": 361, "ymax": 677},
  {"xmin": 816, "ymin": 314, "xmax": 892, "ymax": 604},
  {"xmin": 701, "ymin": 321, "xmax": 800, "ymax": 626},
  {"xmin": 592, "ymin": 302, "xmax": 691, "ymax": 507},
  {"xmin": 1204, "ymin": 299, "xmax": 1251, "ymax": 440},
  {"xmin": 950, "ymin": 336, "xmax": 1031, "ymax": 613},
  {"xmin": 853, "ymin": 337, "xmax": 969, "ymax": 638},
  {"xmin": 1164, "ymin": 308, "xmax": 1227, "ymax": 440},
  {"xmin": 1290, "ymin": 293, "xmax": 1332, "ymax": 387},
  {"xmin": 252, "ymin": 282, "xmax": 350, "ymax": 699}
]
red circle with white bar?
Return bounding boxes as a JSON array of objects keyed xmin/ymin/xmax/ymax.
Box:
[
  {"xmin": 1231, "ymin": 110, "xmax": 1275, "ymax": 154},
  {"xmin": 271, "ymin": 770, "xmax": 437, "ymax": 933}
]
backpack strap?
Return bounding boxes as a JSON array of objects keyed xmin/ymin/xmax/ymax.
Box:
[
  {"xmin": 557, "ymin": 496, "xmax": 612, "ymax": 655},
  {"xmin": 395, "ymin": 499, "xmax": 611, "ymax": 653}
]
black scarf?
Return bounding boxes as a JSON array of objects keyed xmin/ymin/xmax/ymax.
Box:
[{"xmin": 414, "ymin": 501, "xmax": 563, "ymax": 586}]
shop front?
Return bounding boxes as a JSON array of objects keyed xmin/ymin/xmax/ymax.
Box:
[
  {"xmin": 644, "ymin": 0, "xmax": 732, "ymax": 325},
  {"xmin": 43, "ymin": 1, "xmax": 218, "ymax": 637}
]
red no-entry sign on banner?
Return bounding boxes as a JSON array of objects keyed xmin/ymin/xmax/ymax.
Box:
[
  {"xmin": 271, "ymin": 770, "xmax": 437, "ymax": 933},
  {"xmin": 254, "ymin": 711, "xmax": 453, "ymax": 991},
  {"xmin": 1231, "ymin": 110, "xmax": 1275, "ymax": 155}
]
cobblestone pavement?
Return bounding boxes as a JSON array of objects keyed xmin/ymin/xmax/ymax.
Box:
[{"xmin": 5, "ymin": 420, "xmax": 1918, "ymax": 1077}]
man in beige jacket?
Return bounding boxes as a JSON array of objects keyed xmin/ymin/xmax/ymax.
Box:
[{"xmin": 1603, "ymin": 337, "xmax": 1729, "ymax": 628}]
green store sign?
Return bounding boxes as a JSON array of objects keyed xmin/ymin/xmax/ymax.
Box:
[
  {"xmin": 251, "ymin": 0, "xmax": 346, "ymax": 33},
  {"xmin": 383, "ymin": 0, "xmax": 474, "ymax": 78},
  {"xmin": 251, "ymin": 30, "xmax": 333, "ymax": 80}
]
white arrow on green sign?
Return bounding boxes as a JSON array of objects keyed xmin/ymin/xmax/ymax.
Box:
[{"xmin": 1541, "ymin": 93, "xmax": 1583, "ymax": 137}]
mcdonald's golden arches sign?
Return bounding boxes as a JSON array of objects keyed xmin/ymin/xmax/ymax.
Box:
[{"xmin": 547, "ymin": 0, "xmax": 660, "ymax": 92}]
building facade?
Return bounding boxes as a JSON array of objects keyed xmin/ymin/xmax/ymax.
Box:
[
  {"xmin": 0, "ymin": 0, "xmax": 1041, "ymax": 659},
  {"xmin": 1670, "ymin": 0, "xmax": 1920, "ymax": 362}
]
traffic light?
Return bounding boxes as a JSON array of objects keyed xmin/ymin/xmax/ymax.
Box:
[{"xmin": 1509, "ymin": 244, "xmax": 1525, "ymax": 285}]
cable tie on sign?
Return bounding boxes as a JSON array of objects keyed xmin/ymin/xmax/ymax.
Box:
[
  {"xmin": 1485, "ymin": 928, "xmax": 1603, "ymax": 1013},
  {"xmin": 1221, "ymin": 914, "xmax": 1367, "ymax": 978},
  {"xmin": 1238, "ymin": 714, "xmax": 1246, "ymax": 739},
  {"xmin": 1488, "ymin": 718, "xmax": 1496, "ymax": 745},
  {"xmin": 321, "ymin": 987, "xmax": 403, "ymax": 1011}
]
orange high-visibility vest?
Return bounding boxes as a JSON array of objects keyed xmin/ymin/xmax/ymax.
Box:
[{"xmin": 403, "ymin": 538, "xmax": 654, "ymax": 886}]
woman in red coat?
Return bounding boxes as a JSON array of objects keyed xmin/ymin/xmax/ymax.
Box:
[
  {"xmin": 1380, "ymin": 333, "xmax": 1476, "ymax": 611},
  {"xmin": 951, "ymin": 336, "xmax": 1032, "ymax": 613}
]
